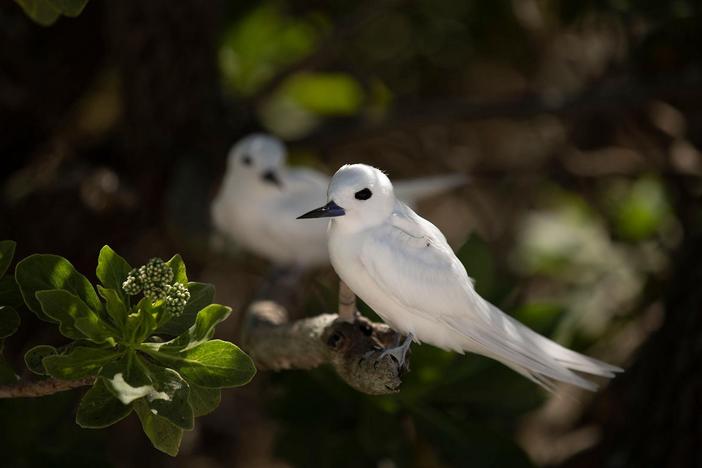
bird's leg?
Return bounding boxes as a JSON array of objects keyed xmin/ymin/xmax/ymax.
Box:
[
  {"xmin": 338, "ymin": 279, "xmax": 358, "ymax": 322},
  {"xmin": 377, "ymin": 332, "xmax": 414, "ymax": 367}
]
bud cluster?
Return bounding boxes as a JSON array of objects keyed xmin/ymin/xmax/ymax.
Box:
[
  {"xmin": 122, "ymin": 258, "xmax": 190, "ymax": 315},
  {"xmin": 164, "ymin": 283, "xmax": 190, "ymax": 317}
]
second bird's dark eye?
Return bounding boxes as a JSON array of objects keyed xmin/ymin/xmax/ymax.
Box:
[
  {"xmin": 355, "ymin": 188, "xmax": 372, "ymax": 200},
  {"xmin": 242, "ymin": 155, "xmax": 252, "ymax": 166}
]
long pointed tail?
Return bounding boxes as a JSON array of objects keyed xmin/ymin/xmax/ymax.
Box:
[
  {"xmin": 444, "ymin": 304, "xmax": 622, "ymax": 391},
  {"xmin": 394, "ymin": 173, "xmax": 467, "ymax": 204}
]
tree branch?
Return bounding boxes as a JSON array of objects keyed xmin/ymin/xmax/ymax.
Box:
[
  {"xmin": 241, "ymin": 269, "xmax": 408, "ymax": 395},
  {"xmin": 0, "ymin": 376, "xmax": 93, "ymax": 399}
]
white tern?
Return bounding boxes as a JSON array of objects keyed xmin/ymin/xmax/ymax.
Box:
[
  {"xmin": 211, "ymin": 134, "xmax": 466, "ymax": 267},
  {"xmin": 298, "ymin": 164, "xmax": 622, "ymax": 391}
]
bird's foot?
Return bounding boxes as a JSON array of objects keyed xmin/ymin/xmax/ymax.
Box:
[{"xmin": 377, "ymin": 333, "xmax": 414, "ymax": 368}]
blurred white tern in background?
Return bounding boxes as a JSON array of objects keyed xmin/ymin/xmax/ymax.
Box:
[{"xmin": 211, "ymin": 134, "xmax": 465, "ymax": 267}]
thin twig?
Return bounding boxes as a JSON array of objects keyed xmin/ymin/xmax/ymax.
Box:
[
  {"xmin": 0, "ymin": 377, "xmax": 93, "ymax": 399},
  {"xmin": 338, "ymin": 280, "xmax": 358, "ymax": 322}
]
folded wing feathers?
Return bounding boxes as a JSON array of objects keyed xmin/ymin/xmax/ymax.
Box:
[{"xmin": 442, "ymin": 301, "xmax": 621, "ymax": 391}]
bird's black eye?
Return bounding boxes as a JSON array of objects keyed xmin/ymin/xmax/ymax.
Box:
[
  {"xmin": 354, "ymin": 188, "xmax": 372, "ymax": 200},
  {"xmin": 241, "ymin": 155, "xmax": 252, "ymax": 166}
]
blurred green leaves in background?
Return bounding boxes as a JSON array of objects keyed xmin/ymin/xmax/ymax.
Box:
[{"xmin": 14, "ymin": 0, "xmax": 89, "ymax": 26}]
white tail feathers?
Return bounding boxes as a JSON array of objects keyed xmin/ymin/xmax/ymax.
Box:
[
  {"xmin": 443, "ymin": 304, "xmax": 622, "ymax": 392},
  {"xmin": 394, "ymin": 173, "xmax": 467, "ymax": 204}
]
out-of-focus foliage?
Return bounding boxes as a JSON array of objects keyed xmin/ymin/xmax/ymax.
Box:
[
  {"xmin": 219, "ymin": 4, "xmax": 324, "ymax": 96},
  {"xmin": 14, "ymin": 0, "xmax": 89, "ymax": 26}
]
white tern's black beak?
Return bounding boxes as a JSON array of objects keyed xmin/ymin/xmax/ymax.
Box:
[
  {"xmin": 261, "ymin": 170, "xmax": 283, "ymax": 188},
  {"xmin": 297, "ymin": 201, "xmax": 346, "ymax": 219}
]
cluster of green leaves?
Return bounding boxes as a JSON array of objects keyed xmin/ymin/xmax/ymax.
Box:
[
  {"xmin": 0, "ymin": 241, "xmax": 21, "ymax": 384},
  {"xmin": 2, "ymin": 244, "xmax": 255, "ymax": 456},
  {"xmin": 14, "ymin": 0, "xmax": 89, "ymax": 26}
]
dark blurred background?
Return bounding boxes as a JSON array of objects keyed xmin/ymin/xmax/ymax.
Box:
[{"xmin": 1, "ymin": 0, "xmax": 702, "ymax": 467}]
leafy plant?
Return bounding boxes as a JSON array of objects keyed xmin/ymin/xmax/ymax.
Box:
[{"xmin": 9, "ymin": 245, "xmax": 255, "ymax": 456}]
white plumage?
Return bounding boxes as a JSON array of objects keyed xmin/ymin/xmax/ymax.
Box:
[
  {"xmin": 299, "ymin": 163, "xmax": 622, "ymax": 391},
  {"xmin": 211, "ymin": 134, "xmax": 465, "ymax": 267}
]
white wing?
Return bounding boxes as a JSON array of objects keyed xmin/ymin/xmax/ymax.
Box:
[
  {"xmin": 394, "ymin": 173, "xmax": 466, "ymax": 205},
  {"xmin": 360, "ymin": 201, "xmax": 620, "ymax": 390},
  {"xmin": 283, "ymin": 166, "xmax": 330, "ymax": 195}
]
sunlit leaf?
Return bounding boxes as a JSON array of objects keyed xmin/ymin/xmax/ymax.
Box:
[
  {"xmin": 43, "ymin": 346, "xmax": 120, "ymax": 380},
  {"xmin": 160, "ymin": 304, "xmax": 231, "ymax": 351},
  {"xmin": 36, "ymin": 289, "xmax": 114, "ymax": 342},
  {"xmin": 16, "ymin": 254, "xmax": 102, "ymax": 322},
  {"xmin": 97, "ymin": 286, "xmax": 128, "ymax": 331},
  {"xmin": 165, "ymin": 254, "xmax": 188, "ymax": 284},
  {"xmin": 96, "ymin": 245, "xmax": 132, "ymax": 304},
  {"xmin": 148, "ymin": 339, "xmax": 255, "ymax": 388}
]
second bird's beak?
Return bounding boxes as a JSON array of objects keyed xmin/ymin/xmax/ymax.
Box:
[
  {"xmin": 261, "ymin": 170, "xmax": 283, "ymax": 188},
  {"xmin": 297, "ymin": 201, "xmax": 346, "ymax": 219}
]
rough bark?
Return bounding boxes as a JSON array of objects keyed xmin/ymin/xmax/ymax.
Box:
[{"xmin": 241, "ymin": 270, "xmax": 408, "ymax": 395}]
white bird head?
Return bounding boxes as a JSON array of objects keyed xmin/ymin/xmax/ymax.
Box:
[
  {"xmin": 226, "ymin": 133, "xmax": 286, "ymax": 189},
  {"xmin": 297, "ymin": 164, "xmax": 395, "ymax": 229}
]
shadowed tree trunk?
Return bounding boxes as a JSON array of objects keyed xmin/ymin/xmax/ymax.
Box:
[
  {"xmin": 107, "ymin": 0, "xmax": 237, "ymax": 249},
  {"xmin": 561, "ymin": 202, "xmax": 702, "ymax": 468}
]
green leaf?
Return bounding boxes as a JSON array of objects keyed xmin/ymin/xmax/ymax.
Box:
[
  {"xmin": 161, "ymin": 304, "xmax": 231, "ymax": 351},
  {"xmin": 76, "ymin": 378, "xmax": 132, "ymax": 429},
  {"xmin": 16, "ymin": 254, "xmax": 102, "ymax": 322},
  {"xmin": 134, "ymin": 399, "xmax": 183, "ymax": 457},
  {"xmin": 97, "ymin": 286, "xmax": 128, "ymax": 330},
  {"xmin": 43, "ymin": 346, "xmax": 120, "ymax": 380},
  {"xmin": 13, "ymin": 0, "xmax": 60, "ymax": 26},
  {"xmin": 24, "ymin": 344, "xmax": 57, "ymax": 375},
  {"xmin": 46, "ymin": 0, "xmax": 89, "ymax": 17},
  {"xmin": 156, "ymin": 282, "xmax": 214, "ymax": 336},
  {"xmin": 0, "ymin": 240, "xmax": 16, "ymax": 278},
  {"xmin": 101, "ymin": 352, "xmax": 193, "ymax": 430},
  {"xmin": 0, "ymin": 275, "xmax": 24, "ymax": 309},
  {"xmin": 139, "ymin": 360, "xmax": 193, "ymax": 430},
  {"xmin": 0, "ymin": 306, "xmax": 20, "ymax": 339},
  {"xmin": 165, "ymin": 254, "xmax": 188, "ymax": 284},
  {"xmin": 124, "ymin": 301, "xmax": 157, "ymax": 345},
  {"xmin": 96, "ymin": 245, "xmax": 132, "ymax": 304},
  {"xmin": 188, "ymin": 384, "xmax": 221, "ymax": 417},
  {"xmin": 35, "ymin": 289, "xmax": 114, "ymax": 342},
  {"xmin": 150, "ymin": 339, "xmax": 255, "ymax": 388}
]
